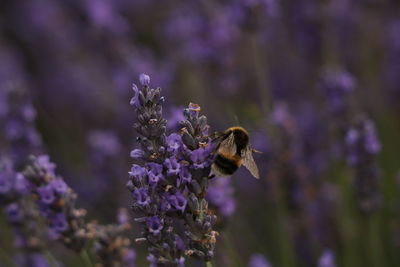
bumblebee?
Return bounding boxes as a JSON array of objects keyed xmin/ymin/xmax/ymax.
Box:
[{"xmin": 211, "ymin": 127, "xmax": 260, "ymax": 179}]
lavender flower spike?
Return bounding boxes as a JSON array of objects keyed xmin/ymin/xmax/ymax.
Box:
[
  {"xmin": 88, "ymin": 208, "xmax": 136, "ymax": 267},
  {"xmin": 0, "ymin": 158, "xmax": 51, "ymax": 267},
  {"xmin": 127, "ymin": 74, "xmax": 218, "ymax": 265},
  {"xmin": 22, "ymin": 155, "xmax": 89, "ymax": 251},
  {"xmin": 345, "ymin": 117, "xmax": 382, "ymax": 214}
]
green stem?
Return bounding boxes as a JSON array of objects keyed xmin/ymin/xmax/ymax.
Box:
[
  {"xmin": 0, "ymin": 248, "xmax": 16, "ymax": 267},
  {"xmin": 205, "ymin": 261, "xmax": 213, "ymax": 267},
  {"xmin": 223, "ymin": 231, "xmax": 243, "ymax": 267},
  {"xmin": 44, "ymin": 250, "xmax": 59, "ymax": 267},
  {"xmin": 250, "ymin": 34, "xmax": 270, "ymax": 117},
  {"xmin": 80, "ymin": 249, "xmax": 93, "ymax": 267}
]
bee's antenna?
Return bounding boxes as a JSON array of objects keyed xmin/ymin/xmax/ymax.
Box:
[{"xmin": 234, "ymin": 115, "xmax": 240, "ymax": 126}]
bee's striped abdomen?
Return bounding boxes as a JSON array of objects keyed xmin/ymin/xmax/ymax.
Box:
[{"xmin": 213, "ymin": 154, "xmax": 239, "ymax": 175}]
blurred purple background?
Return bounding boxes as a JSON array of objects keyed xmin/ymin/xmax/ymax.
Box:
[{"xmin": 1, "ymin": 0, "xmax": 400, "ymax": 266}]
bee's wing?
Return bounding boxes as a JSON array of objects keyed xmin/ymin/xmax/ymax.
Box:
[
  {"xmin": 241, "ymin": 147, "xmax": 260, "ymax": 179},
  {"xmin": 218, "ymin": 132, "xmax": 236, "ymax": 156}
]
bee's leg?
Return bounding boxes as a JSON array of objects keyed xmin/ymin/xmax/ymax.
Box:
[
  {"xmin": 205, "ymin": 131, "xmax": 224, "ymax": 141},
  {"xmin": 208, "ymin": 174, "xmax": 216, "ymax": 179},
  {"xmin": 252, "ymin": 148, "xmax": 262, "ymax": 154}
]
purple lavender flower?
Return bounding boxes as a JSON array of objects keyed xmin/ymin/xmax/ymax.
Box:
[
  {"xmin": 118, "ymin": 207, "xmax": 130, "ymax": 225},
  {"xmin": 148, "ymin": 172, "xmax": 161, "ymax": 186},
  {"xmin": 37, "ymin": 185, "xmax": 56, "ymax": 205},
  {"xmin": 363, "ymin": 120, "xmax": 381, "ymax": 155},
  {"xmin": 190, "ymin": 148, "xmax": 209, "ymax": 169},
  {"xmin": 318, "ymin": 250, "xmax": 336, "ymax": 267},
  {"xmin": 248, "ymin": 253, "xmax": 273, "ymax": 267},
  {"xmin": 130, "ymin": 84, "xmax": 141, "ymax": 108},
  {"xmin": 178, "ymin": 166, "xmax": 192, "ymax": 186},
  {"xmin": 49, "ymin": 178, "xmax": 67, "ymax": 194},
  {"xmin": 139, "ymin": 73, "xmax": 151, "ymax": 85},
  {"xmin": 122, "ymin": 249, "xmax": 136, "ymax": 267},
  {"xmin": 129, "ymin": 164, "xmax": 147, "ymax": 181},
  {"xmin": 14, "ymin": 173, "xmax": 29, "ymax": 194},
  {"xmin": 147, "ymin": 163, "xmax": 164, "ymax": 184},
  {"xmin": 35, "ymin": 155, "xmax": 56, "ymax": 176},
  {"xmin": 49, "ymin": 212, "xmax": 69, "ymax": 233},
  {"xmin": 133, "ymin": 188, "xmax": 151, "ymax": 206},
  {"xmin": 168, "ymin": 193, "xmax": 187, "ymax": 212},
  {"xmin": 147, "ymin": 252, "xmax": 185, "ymax": 267},
  {"xmin": 166, "ymin": 107, "xmax": 186, "ymax": 131},
  {"xmin": 146, "ymin": 216, "xmax": 163, "ymax": 235},
  {"xmin": 165, "ymin": 157, "xmax": 181, "ymax": 176},
  {"xmin": 22, "ymin": 156, "xmax": 88, "ymax": 249},
  {"xmin": 166, "ymin": 133, "xmax": 183, "ymax": 153},
  {"xmin": 5, "ymin": 202, "xmax": 23, "ymax": 223},
  {"xmin": 130, "ymin": 149, "xmax": 144, "ymax": 160}
]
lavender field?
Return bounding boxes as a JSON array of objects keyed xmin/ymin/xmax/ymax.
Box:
[{"xmin": 1, "ymin": 1, "xmax": 400, "ymax": 266}]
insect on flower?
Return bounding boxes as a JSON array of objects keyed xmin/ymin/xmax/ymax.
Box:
[{"xmin": 211, "ymin": 126, "xmax": 260, "ymax": 179}]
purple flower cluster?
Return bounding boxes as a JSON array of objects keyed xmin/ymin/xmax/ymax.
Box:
[
  {"xmin": 345, "ymin": 117, "xmax": 382, "ymax": 214},
  {"xmin": 0, "ymin": 83, "xmax": 43, "ymax": 168},
  {"xmin": 346, "ymin": 119, "xmax": 381, "ymax": 166},
  {"xmin": 0, "ymin": 44, "xmax": 43, "ymax": 169},
  {"xmin": 22, "ymin": 155, "xmax": 88, "ymax": 250},
  {"xmin": 320, "ymin": 68, "xmax": 383, "ymax": 215},
  {"xmin": 0, "ymin": 159, "xmax": 28, "ymax": 204},
  {"xmin": 319, "ymin": 68, "xmax": 357, "ymax": 163},
  {"xmin": 269, "ymin": 102, "xmax": 338, "ymax": 266},
  {"xmin": 127, "ymin": 74, "xmax": 218, "ymax": 265},
  {"xmin": 320, "ymin": 68, "xmax": 356, "ymax": 116},
  {"xmin": 1, "ymin": 155, "xmax": 138, "ymax": 266},
  {"xmin": 0, "ymin": 158, "xmax": 50, "ymax": 267}
]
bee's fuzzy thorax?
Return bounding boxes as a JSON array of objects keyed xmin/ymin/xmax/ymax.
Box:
[
  {"xmin": 224, "ymin": 127, "xmax": 249, "ymax": 155},
  {"xmin": 226, "ymin": 126, "xmax": 248, "ymax": 134}
]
